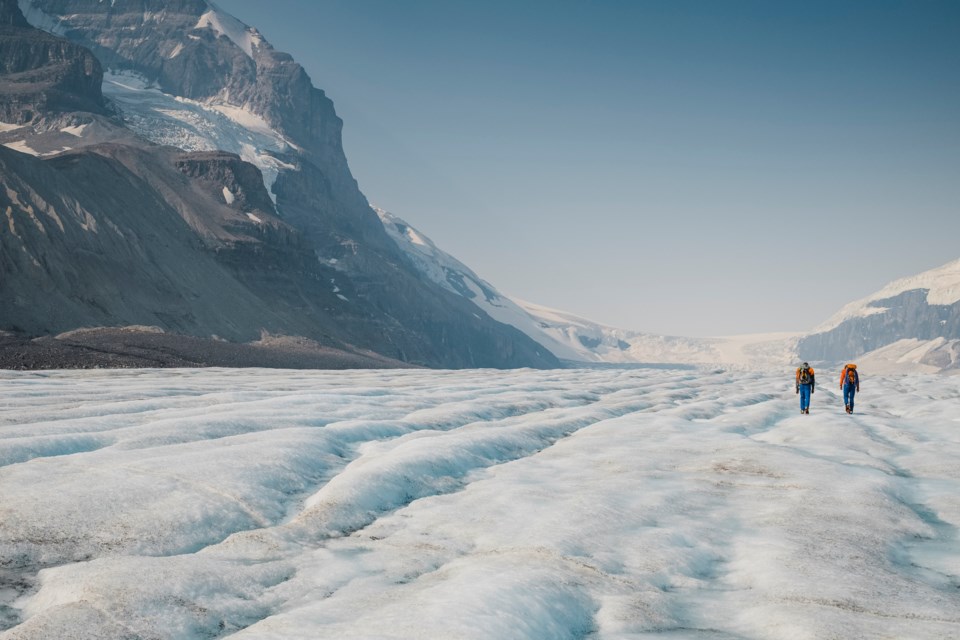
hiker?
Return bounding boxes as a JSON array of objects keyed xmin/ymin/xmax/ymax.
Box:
[
  {"xmin": 840, "ymin": 363, "xmax": 860, "ymax": 413},
  {"xmin": 795, "ymin": 362, "xmax": 815, "ymax": 414}
]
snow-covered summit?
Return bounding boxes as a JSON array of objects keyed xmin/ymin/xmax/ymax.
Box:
[
  {"xmin": 799, "ymin": 257, "xmax": 960, "ymax": 372},
  {"xmin": 816, "ymin": 257, "xmax": 960, "ymax": 333},
  {"xmin": 196, "ymin": 2, "xmax": 265, "ymax": 59}
]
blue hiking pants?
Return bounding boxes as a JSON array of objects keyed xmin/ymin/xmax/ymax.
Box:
[
  {"xmin": 843, "ymin": 383, "xmax": 857, "ymax": 411},
  {"xmin": 799, "ymin": 384, "xmax": 812, "ymax": 411}
]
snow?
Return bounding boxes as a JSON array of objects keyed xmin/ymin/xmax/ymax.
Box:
[
  {"xmin": 855, "ymin": 338, "xmax": 960, "ymax": 375},
  {"xmin": 246, "ymin": 213, "xmax": 262, "ymax": 223},
  {"xmin": 195, "ymin": 4, "xmax": 264, "ymax": 59},
  {"xmin": 101, "ymin": 71, "xmax": 292, "ymax": 203},
  {"xmin": 16, "ymin": 1, "xmax": 68, "ymax": 36},
  {"xmin": 1, "ymin": 140, "xmax": 41, "ymax": 156},
  {"xmin": 102, "ymin": 70, "xmax": 152, "ymax": 92},
  {"xmin": 222, "ymin": 186, "xmax": 235, "ymax": 204},
  {"xmin": 2, "ymin": 367, "xmax": 960, "ymax": 638},
  {"xmin": 59, "ymin": 124, "xmax": 87, "ymax": 137},
  {"xmin": 2, "ymin": 137, "xmax": 76, "ymax": 158},
  {"xmin": 210, "ymin": 104, "xmax": 277, "ymax": 138},
  {"xmin": 0, "ymin": 122, "xmax": 25, "ymax": 133},
  {"xmin": 816, "ymin": 258, "xmax": 960, "ymax": 333}
]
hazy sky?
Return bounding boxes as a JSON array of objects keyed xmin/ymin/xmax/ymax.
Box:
[{"xmin": 218, "ymin": 0, "xmax": 960, "ymax": 337}]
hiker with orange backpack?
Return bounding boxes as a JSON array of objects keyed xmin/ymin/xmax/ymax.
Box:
[
  {"xmin": 795, "ymin": 362, "xmax": 815, "ymax": 414},
  {"xmin": 840, "ymin": 363, "xmax": 860, "ymax": 413}
]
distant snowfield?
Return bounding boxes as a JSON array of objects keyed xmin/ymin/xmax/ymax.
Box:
[{"xmin": 2, "ymin": 368, "xmax": 959, "ymax": 639}]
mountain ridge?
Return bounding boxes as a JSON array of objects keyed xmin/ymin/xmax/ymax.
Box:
[
  {"xmin": 377, "ymin": 204, "xmax": 960, "ymax": 372},
  {"xmin": 1, "ymin": 0, "xmax": 559, "ymax": 369},
  {"xmin": 3, "ymin": 0, "xmax": 955, "ymax": 372}
]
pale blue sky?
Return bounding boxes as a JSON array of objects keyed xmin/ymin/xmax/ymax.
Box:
[{"xmin": 218, "ymin": 0, "xmax": 960, "ymax": 336}]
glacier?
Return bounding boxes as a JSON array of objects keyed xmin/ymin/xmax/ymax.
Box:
[
  {"xmin": 101, "ymin": 71, "xmax": 295, "ymax": 204},
  {"xmin": 2, "ymin": 367, "xmax": 959, "ymax": 638}
]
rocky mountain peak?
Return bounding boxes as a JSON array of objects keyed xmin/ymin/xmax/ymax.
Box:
[
  {"xmin": 0, "ymin": 0, "xmax": 28, "ymax": 26},
  {"xmin": 0, "ymin": 0, "xmax": 107, "ymax": 124},
  {"xmin": 2, "ymin": 0, "xmax": 560, "ymax": 369},
  {"xmin": 798, "ymin": 257, "xmax": 960, "ymax": 369}
]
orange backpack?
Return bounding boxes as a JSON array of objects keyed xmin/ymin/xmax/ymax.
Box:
[{"xmin": 842, "ymin": 363, "xmax": 857, "ymax": 385}]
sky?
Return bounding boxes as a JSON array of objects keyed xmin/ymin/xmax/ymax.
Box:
[{"xmin": 217, "ymin": 0, "xmax": 960, "ymax": 337}]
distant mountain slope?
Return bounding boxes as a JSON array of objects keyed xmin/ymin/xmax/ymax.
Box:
[
  {"xmin": 799, "ymin": 258, "xmax": 960, "ymax": 371},
  {"xmin": 376, "ymin": 208, "xmax": 590, "ymax": 362},
  {"xmin": 1, "ymin": 0, "xmax": 558, "ymax": 369},
  {"xmin": 377, "ymin": 207, "xmax": 799, "ymax": 368}
]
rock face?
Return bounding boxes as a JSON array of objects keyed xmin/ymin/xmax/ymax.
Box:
[
  {"xmin": 19, "ymin": 0, "xmax": 359, "ymax": 205},
  {"xmin": 798, "ymin": 291, "xmax": 960, "ymax": 361},
  {"xmin": 1, "ymin": 142, "xmax": 287, "ymax": 341},
  {"xmin": 1, "ymin": 0, "xmax": 559, "ymax": 368},
  {"xmin": 0, "ymin": 7, "xmax": 107, "ymax": 123},
  {"xmin": 797, "ymin": 259, "xmax": 960, "ymax": 368}
]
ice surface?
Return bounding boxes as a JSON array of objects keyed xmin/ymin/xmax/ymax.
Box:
[{"xmin": 1, "ymin": 367, "xmax": 959, "ymax": 638}]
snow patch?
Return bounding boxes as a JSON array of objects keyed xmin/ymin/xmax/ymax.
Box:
[
  {"xmin": 60, "ymin": 124, "xmax": 88, "ymax": 137},
  {"xmin": 245, "ymin": 213, "xmax": 261, "ymax": 223},
  {"xmin": 2, "ymin": 140, "xmax": 41, "ymax": 156},
  {"xmin": 103, "ymin": 70, "xmax": 154, "ymax": 92},
  {"xmin": 0, "ymin": 121, "xmax": 25, "ymax": 133},
  {"xmin": 856, "ymin": 337, "xmax": 960, "ymax": 374},
  {"xmin": 195, "ymin": 5, "xmax": 264, "ymax": 59},
  {"xmin": 222, "ymin": 186, "xmax": 235, "ymax": 204},
  {"xmin": 17, "ymin": 0, "xmax": 68, "ymax": 35},
  {"xmin": 208, "ymin": 104, "xmax": 277, "ymax": 139},
  {"xmin": 168, "ymin": 42, "xmax": 184, "ymax": 59}
]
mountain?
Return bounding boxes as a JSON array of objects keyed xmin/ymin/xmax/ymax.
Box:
[
  {"xmin": 378, "ymin": 207, "xmax": 800, "ymax": 369},
  {"xmin": 375, "ymin": 207, "xmax": 597, "ymax": 362},
  {"xmin": 8, "ymin": 0, "xmax": 950, "ymax": 373},
  {"xmin": 798, "ymin": 258, "xmax": 960, "ymax": 372},
  {"xmin": 377, "ymin": 203, "xmax": 960, "ymax": 372},
  {"xmin": 1, "ymin": 0, "xmax": 558, "ymax": 369}
]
